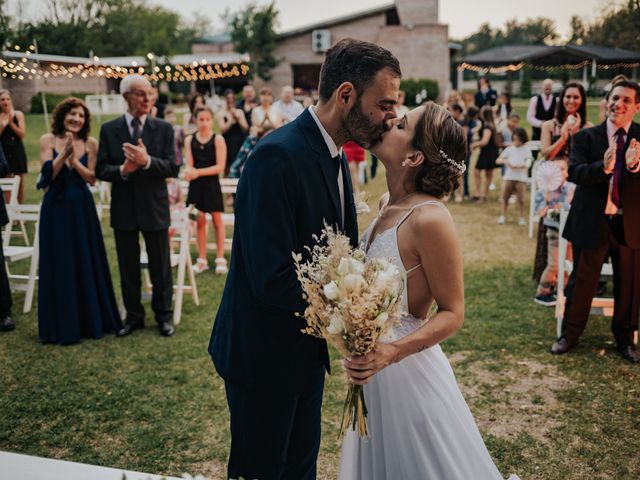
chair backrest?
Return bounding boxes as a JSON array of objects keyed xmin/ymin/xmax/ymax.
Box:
[
  {"xmin": 0, "ymin": 177, "xmax": 21, "ymax": 206},
  {"xmin": 170, "ymin": 206, "xmax": 191, "ymax": 239},
  {"xmin": 4, "ymin": 204, "xmax": 40, "ymax": 248},
  {"xmin": 220, "ymin": 178, "xmax": 239, "ymax": 194}
]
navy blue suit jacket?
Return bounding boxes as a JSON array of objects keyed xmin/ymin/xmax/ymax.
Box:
[{"xmin": 209, "ymin": 109, "xmax": 359, "ymax": 392}]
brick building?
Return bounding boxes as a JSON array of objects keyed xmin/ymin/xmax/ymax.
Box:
[{"xmin": 195, "ymin": 0, "xmax": 450, "ymax": 101}]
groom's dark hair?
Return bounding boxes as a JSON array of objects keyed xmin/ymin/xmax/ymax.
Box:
[{"xmin": 318, "ymin": 39, "xmax": 401, "ymax": 102}]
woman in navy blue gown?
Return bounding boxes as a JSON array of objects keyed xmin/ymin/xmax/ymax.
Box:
[{"xmin": 37, "ymin": 97, "xmax": 122, "ymax": 344}]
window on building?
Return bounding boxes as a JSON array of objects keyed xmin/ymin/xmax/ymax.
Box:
[{"xmin": 386, "ymin": 8, "xmax": 400, "ymax": 26}]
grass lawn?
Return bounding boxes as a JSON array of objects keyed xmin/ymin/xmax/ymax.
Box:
[{"xmin": 1, "ymin": 107, "xmax": 639, "ymax": 479}]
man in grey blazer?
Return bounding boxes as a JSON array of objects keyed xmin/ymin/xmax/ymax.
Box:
[{"xmin": 96, "ymin": 74, "xmax": 179, "ymax": 337}]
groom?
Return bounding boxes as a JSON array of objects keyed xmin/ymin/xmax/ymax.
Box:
[{"xmin": 209, "ymin": 39, "xmax": 401, "ymax": 479}]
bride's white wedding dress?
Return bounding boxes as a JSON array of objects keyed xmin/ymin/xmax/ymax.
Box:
[{"xmin": 339, "ymin": 200, "xmax": 518, "ymax": 480}]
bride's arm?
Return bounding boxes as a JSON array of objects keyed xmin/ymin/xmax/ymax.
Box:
[{"xmin": 344, "ymin": 206, "xmax": 465, "ymax": 385}]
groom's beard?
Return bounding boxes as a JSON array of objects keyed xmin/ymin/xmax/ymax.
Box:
[{"xmin": 343, "ymin": 100, "xmax": 384, "ymax": 149}]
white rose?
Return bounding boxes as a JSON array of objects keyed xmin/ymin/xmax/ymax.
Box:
[
  {"xmin": 348, "ymin": 258, "xmax": 365, "ymax": 276},
  {"xmin": 326, "ymin": 314, "xmax": 344, "ymax": 334},
  {"xmin": 323, "ymin": 281, "xmax": 340, "ymax": 300},
  {"xmin": 375, "ymin": 311, "xmax": 389, "ymax": 327},
  {"xmin": 343, "ymin": 273, "xmax": 365, "ymax": 293},
  {"xmin": 337, "ymin": 258, "xmax": 350, "ymax": 276}
]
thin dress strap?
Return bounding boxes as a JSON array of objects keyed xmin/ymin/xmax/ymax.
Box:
[{"xmin": 397, "ymin": 200, "xmax": 448, "ymax": 274}]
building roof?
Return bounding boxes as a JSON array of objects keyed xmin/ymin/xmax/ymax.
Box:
[
  {"xmin": 1, "ymin": 50, "xmax": 248, "ymax": 67},
  {"xmin": 460, "ymin": 44, "xmax": 640, "ymax": 67},
  {"xmin": 278, "ymin": 3, "xmax": 395, "ymax": 38}
]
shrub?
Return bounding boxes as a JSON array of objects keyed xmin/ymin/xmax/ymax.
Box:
[
  {"xmin": 400, "ymin": 78, "xmax": 440, "ymax": 106},
  {"xmin": 30, "ymin": 92, "xmax": 91, "ymax": 114}
]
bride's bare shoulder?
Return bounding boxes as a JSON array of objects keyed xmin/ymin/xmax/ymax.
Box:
[{"xmin": 409, "ymin": 202, "xmax": 458, "ymax": 245}]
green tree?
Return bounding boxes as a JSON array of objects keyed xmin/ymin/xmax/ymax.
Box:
[
  {"xmin": 585, "ymin": 0, "xmax": 640, "ymax": 51},
  {"xmin": 228, "ymin": 2, "xmax": 279, "ymax": 81},
  {"xmin": 568, "ymin": 15, "xmax": 587, "ymax": 45}
]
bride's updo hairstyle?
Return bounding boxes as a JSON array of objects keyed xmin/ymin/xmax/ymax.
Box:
[{"xmin": 412, "ymin": 102, "xmax": 467, "ymax": 198}]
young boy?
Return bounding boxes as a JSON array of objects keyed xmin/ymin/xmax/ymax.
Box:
[
  {"xmin": 496, "ymin": 128, "xmax": 532, "ymax": 225},
  {"xmin": 533, "ymin": 159, "xmax": 575, "ymax": 306}
]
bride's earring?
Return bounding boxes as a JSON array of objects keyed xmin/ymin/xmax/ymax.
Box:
[{"xmin": 401, "ymin": 160, "xmax": 407, "ymax": 167}]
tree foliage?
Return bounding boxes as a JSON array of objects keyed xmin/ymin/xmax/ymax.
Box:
[
  {"xmin": 457, "ymin": 18, "xmax": 559, "ymax": 55},
  {"xmin": 228, "ymin": 2, "xmax": 279, "ymax": 82},
  {"xmin": 4, "ymin": 0, "xmax": 208, "ymax": 57},
  {"xmin": 581, "ymin": 0, "xmax": 640, "ymax": 51}
]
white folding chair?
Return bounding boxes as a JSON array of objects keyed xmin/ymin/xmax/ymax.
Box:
[
  {"xmin": 0, "ymin": 177, "xmax": 29, "ymax": 245},
  {"xmin": 88, "ymin": 180, "xmax": 111, "ymax": 220},
  {"xmin": 141, "ymin": 206, "xmax": 199, "ymax": 325},
  {"xmin": 555, "ymin": 209, "xmax": 614, "ymax": 337},
  {"xmin": 527, "ymin": 154, "xmax": 543, "ymax": 238},
  {"xmin": 4, "ymin": 204, "xmax": 41, "ymax": 313}
]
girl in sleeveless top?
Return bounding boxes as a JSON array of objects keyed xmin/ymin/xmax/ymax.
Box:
[
  {"xmin": 217, "ymin": 89, "xmax": 249, "ymax": 177},
  {"xmin": 184, "ymin": 107, "xmax": 228, "ymax": 274},
  {"xmin": 471, "ymin": 106, "xmax": 500, "ymax": 202},
  {"xmin": 0, "ymin": 89, "xmax": 28, "ymax": 203},
  {"xmin": 37, "ymin": 97, "xmax": 122, "ymax": 344}
]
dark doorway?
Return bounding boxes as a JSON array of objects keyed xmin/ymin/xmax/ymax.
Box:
[{"xmin": 292, "ymin": 64, "xmax": 322, "ymax": 93}]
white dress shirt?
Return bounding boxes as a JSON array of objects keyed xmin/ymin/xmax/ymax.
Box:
[
  {"xmin": 308, "ymin": 106, "xmax": 345, "ymax": 227},
  {"xmin": 604, "ymin": 119, "xmax": 632, "ymax": 215}
]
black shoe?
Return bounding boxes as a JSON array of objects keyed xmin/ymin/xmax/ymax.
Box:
[
  {"xmin": 116, "ymin": 320, "xmax": 145, "ymax": 337},
  {"xmin": 550, "ymin": 337, "xmax": 575, "ymax": 354},
  {"xmin": 0, "ymin": 316, "xmax": 15, "ymax": 332},
  {"xmin": 595, "ymin": 281, "xmax": 607, "ymax": 297},
  {"xmin": 158, "ymin": 321, "xmax": 175, "ymax": 337},
  {"xmin": 617, "ymin": 345, "xmax": 640, "ymax": 364},
  {"xmin": 534, "ymin": 294, "xmax": 557, "ymax": 307}
]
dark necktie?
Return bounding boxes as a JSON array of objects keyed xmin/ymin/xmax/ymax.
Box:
[
  {"xmin": 131, "ymin": 117, "xmax": 142, "ymax": 143},
  {"xmin": 333, "ymin": 154, "xmax": 342, "ymax": 179},
  {"xmin": 612, "ymin": 128, "xmax": 626, "ymax": 208}
]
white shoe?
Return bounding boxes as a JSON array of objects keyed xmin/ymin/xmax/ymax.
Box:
[
  {"xmin": 489, "ymin": 183, "xmax": 496, "ymax": 191},
  {"xmin": 192, "ymin": 258, "xmax": 209, "ymax": 274},
  {"xmin": 215, "ymin": 257, "xmax": 228, "ymax": 275},
  {"xmin": 508, "ymin": 195, "xmax": 516, "ymax": 204},
  {"xmin": 518, "ymin": 217, "xmax": 526, "ymax": 226},
  {"xmin": 498, "ymin": 215, "xmax": 505, "ymax": 225}
]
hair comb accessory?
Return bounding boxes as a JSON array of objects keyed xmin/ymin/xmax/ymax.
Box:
[{"xmin": 439, "ymin": 149, "xmax": 466, "ymax": 174}]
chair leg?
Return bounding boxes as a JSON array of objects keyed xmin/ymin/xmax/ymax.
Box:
[
  {"xmin": 20, "ymin": 220, "xmax": 29, "ymax": 246},
  {"xmin": 173, "ymin": 246, "xmax": 187, "ymax": 326},
  {"xmin": 186, "ymin": 254, "xmax": 200, "ymax": 305},
  {"xmin": 23, "ymin": 238, "xmax": 39, "ymax": 313}
]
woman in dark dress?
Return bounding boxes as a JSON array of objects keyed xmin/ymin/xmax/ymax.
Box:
[
  {"xmin": 471, "ymin": 106, "xmax": 500, "ymax": 202},
  {"xmin": 184, "ymin": 107, "xmax": 228, "ymax": 274},
  {"xmin": 37, "ymin": 97, "xmax": 122, "ymax": 344},
  {"xmin": 217, "ymin": 89, "xmax": 249, "ymax": 177},
  {"xmin": 0, "ymin": 89, "xmax": 28, "ymax": 203}
]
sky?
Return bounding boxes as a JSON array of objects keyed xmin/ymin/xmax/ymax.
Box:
[{"xmin": 7, "ymin": 0, "xmax": 609, "ymax": 41}]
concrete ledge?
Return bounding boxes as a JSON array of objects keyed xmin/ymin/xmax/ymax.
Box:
[{"xmin": 0, "ymin": 451, "xmax": 183, "ymax": 480}]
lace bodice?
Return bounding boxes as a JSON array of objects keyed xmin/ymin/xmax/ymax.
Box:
[{"xmin": 360, "ymin": 200, "xmax": 447, "ymax": 340}]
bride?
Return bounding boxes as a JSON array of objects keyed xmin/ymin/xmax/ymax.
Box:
[{"xmin": 340, "ymin": 102, "xmax": 518, "ymax": 480}]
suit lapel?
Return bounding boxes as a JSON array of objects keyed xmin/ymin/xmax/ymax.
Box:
[
  {"xmin": 141, "ymin": 115, "xmax": 157, "ymax": 147},
  {"xmin": 117, "ymin": 115, "xmax": 133, "ymax": 145},
  {"xmin": 297, "ymin": 110, "xmax": 342, "ymax": 225}
]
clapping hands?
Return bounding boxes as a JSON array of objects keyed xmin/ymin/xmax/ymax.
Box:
[
  {"xmin": 121, "ymin": 139, "xmax": 149, "ymax": 174},
  {"xmin": 625, "ymin": 138, "xmax": 640, "ymax": 172}
]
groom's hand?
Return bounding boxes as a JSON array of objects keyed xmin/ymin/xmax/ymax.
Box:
[{"xmin": 343, "ymin": 343, "xmax": 399, "ymax": 385}]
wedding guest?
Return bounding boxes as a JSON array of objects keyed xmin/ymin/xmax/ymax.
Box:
[
  {"xmin": 533, "ymin": 159, "xmax": 574, "ymax": 306},
  {"xmin": 96, "ymin": 74, "xmax": 179, "ymax": 337},
  {"xmin": 251, "ymin": 87, "xmax": 283, "ymax": 133},
  {"xmin": 470, "ymin": 106, "xmax": 499, "ymax": 202},
  {"xmin": 599, "ymin": 74, "xmax": 629, "ymax": 123},
  {"xmin": 0, "ymin": 89, "xmax": 28, "ymax": 203},
  {"xmin": 185, "ymin": 107, "xmax": 228, "ymax": 275},
  {"xmin": 500, "ymin": 112, "xmax": 520, "ymax": 147},
  {"xmin": 344, "ymin": 140, "xmax": 365, "ymax": 196},
  {"xmin": 474, "ymin": 77, "xmax": 497, "ymax": 108},
  {"xmin": 551, "ymin": 80, "xmax": 640, "ymax": 363},
  {"xmin": 274, "ymin": 85, "xmax": 304, "ymax": 123},
  {"xmin": 302, "ymin": 95, "xmax": 315, "ymax": 108},
  {"xmin": 164, "ymin": 107, "xmax": 185, "ymax": 166},
  {"xmin": 444, "ymin": 89, "xmax": 465, "ymax": 111},
  {"xmin": 150, "ymin": 85, "xmax": 165, "ymax": 119},
  {"xmin": 496, "ymin": 128, "xmax": 532, "ymax": 225},
  {"xmin": 184, "ymin": 93, "xmax": 206, "ymax": 135},
  {"xmin": 217, "ymin": 89, "xmax": 248, "ymax": 176},
  {"xmin": 37, "ymin": 97, "xmax": 122, "ymax": 344},
  {"xmin": 236, "ymin": 84, "xmax": 257, "ymax": 126},
  {"xmin": 533, "ymin": 82, "xmax": 591, "ymax": 285},
  {"xmin": 454, "ymin": 105, "xmax": 479, "ymax": 202},
  {"xmin": 493, "ymin": 92, "xmax": 512, "ymax": 127},
  {"xmin": 527, "ymin": 78, "xmax": 557, "ymax": 141},
  {"xmin": 0, "ymin": 145, "xmax": 13, "ymax": 332}
]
